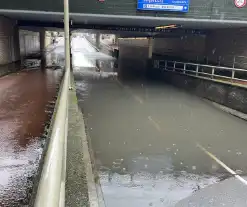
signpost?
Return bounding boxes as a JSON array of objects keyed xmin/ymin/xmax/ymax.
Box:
[{"xmin": 137, "ymin": 0, "xmax": 190, "ymax": 12}]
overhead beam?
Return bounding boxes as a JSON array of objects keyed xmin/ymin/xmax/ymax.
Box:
[{"xmin": 18, "ymin": 20, "xmax": 207, "ymax": 35}]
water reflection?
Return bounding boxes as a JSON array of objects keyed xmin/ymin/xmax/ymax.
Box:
[
  {"xmin": 100, "ymin": 170, "xmax": 220, "ymax": 207},
  {"xmin": 72, "ymin": 37, "xmax": 117, "ymax": 79},
  {"xmin": 0, "ymin": 64, "xmax": 62, "ymax": 204}
]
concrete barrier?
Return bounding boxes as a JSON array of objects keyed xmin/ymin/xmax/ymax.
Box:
[{"xmin": 148, "ymin": 65, "xmax": 247, "ymax": 114}]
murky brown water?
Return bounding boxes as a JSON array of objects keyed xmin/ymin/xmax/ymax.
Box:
[
  {"xmin": 73, "ymin": 37, "xmax": 247, "ymax": 207},
  {"xmin": 0, "ymin": 69, "xmax": 62, "ymax": 206}
]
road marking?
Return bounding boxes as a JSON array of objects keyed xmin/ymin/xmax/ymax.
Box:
[
  {"xmin": 133, "ymin": 95, "xmax": 144, "ymax": 104},
  {"xmin": 116, "ymin": 79, "xmax": 144, "ymax": 104},
  {"xmin": 197, "ymin": 143, "xmax": 247, "ymax": 186},
  {"xmin": 148, "ymin": 116, "xmax": 161, "ymax": 131}
]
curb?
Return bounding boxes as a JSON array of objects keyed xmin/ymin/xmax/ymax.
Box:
[
  {"xmin": 69, "ymin": 74, "xmax": 105, "ymax": 207},
  {"xmin": 205, "ymin": 99, "xmax": 247, "ymax": 121}
]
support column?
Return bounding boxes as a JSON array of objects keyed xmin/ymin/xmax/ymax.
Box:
[
  {"xmin": 114, "ymin": 34, "xmax": 120, "ymax": 46},
  {"xmin": 39, "ymin": 29, "xmax": 46, "ymax": 69},
  {"xmin": 69, "ymin": 31, "xmax": 73, "ymax": 70},
  {"xmin": 96, "ymin": 32, "xmax": 100, "ymax": 49},
  {"xmin": 148, "ymin": 37, "xmax": 153, "ymax": 59},
  {"xmin": 13, "ymin": 26, "xmax": 20, "ymax": 63}
]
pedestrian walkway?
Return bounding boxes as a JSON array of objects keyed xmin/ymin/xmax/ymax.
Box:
[{"xmin": 0, "ymin": 68, "xmax": 62, "ymax": 206}]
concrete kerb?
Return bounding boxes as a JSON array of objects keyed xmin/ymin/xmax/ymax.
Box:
[
  {"xmin": 66, "ymin": 73, "xmax": 104, "ymax": 207},
  {"xmin": 205, "ymin": 99, "xmax": 247, "ymax": 121}
]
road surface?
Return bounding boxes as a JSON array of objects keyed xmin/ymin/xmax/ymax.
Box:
[{"xmin": 73, "ymin": 36, "xmax": 247, "ymax": 207}]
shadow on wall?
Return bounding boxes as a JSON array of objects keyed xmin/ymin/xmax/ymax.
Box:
[{"xmin": 118, "ymin": 40, "xmax": 149, "ymax": 80}]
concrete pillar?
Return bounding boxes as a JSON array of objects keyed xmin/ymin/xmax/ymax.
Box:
[
  {"xmin": 13, "ymin": 26, "xmax": 20, "ymax": 62},
  {"xmin": 70, "ymin": 31, "xmax": 73, "ymax": 70},
  {"xmin": 40, "ymin": 29, "xmax": 46, "ymax": 69},
  {"xmin": 114, "ymin": 34, "xmax": 120, "ymax": 46},
  {"xmin": 148, "ymin": 37, "xmax": 153, "ymax": 59},
  {"xmin": 96, "ymin": 32, "xmax": 100, "ymax": 49}
]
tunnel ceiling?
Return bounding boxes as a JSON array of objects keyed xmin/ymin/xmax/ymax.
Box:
[
  {"xmin": 1, "ymin": 0, "xmax": 247, "ymax": 21},
  {"xmin": 1, "ymin": 10, "xmax": 247, "ymax": 35},
  {"xmin": 10, "ymin": 10, "xmax": 247, "ymax": 37}
]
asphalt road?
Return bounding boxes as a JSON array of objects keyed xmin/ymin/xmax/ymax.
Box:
[{"xmin": 73, "ymin": 36, "xmax": 247, "ymax": 207}]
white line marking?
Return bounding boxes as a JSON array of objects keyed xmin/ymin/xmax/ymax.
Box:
[
  {"xmin": 133, "ymin": 95, "xmax": 144, "ymax": 104},
  {"xmin": 116, "ymin": 79, "xmax": 144, "ymax": 104},
  {"xmin": 197, "ymin": 143, "xmax": 247, "ymax": 186},
  {"xmin": 148, "ymin": 116, "xmax": 161, "ymax": 131}
]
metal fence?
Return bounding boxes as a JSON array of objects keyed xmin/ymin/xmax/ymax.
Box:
[
  {"xmin": 153, "ymin": 54, "xmax": 247, "ymax": 70},
  {"xmin": 153, "ymin": 59, "xmax": 247, "ymax": 85}
]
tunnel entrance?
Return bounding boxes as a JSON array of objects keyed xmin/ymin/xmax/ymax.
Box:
[{"xmin": 1, "ymin": 8, "xmax": 247, "ymax": 206}]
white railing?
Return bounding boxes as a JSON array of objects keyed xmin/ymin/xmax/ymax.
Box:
[
  {"xmin": 34, "ymin": 69, "xmax": 69, "ymax": 207},
  {"xmin": 154, "ymin": 59, "xmax": 247, "ymax": 85}
]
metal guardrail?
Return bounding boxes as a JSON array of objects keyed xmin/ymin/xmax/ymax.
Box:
[{"xmin": 153, "ymin": 59, "xmax": 247, "ymax": 84}]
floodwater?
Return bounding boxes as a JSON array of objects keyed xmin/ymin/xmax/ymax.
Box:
[
  {"xmin": 0, "ymin": 50, "xmax": 62, "ymax": 205},
  {"xmin": 74, "ymin": 37, "xmax": 247, "ymax": 206}
]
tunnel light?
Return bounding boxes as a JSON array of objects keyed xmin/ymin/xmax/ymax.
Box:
[{"xmin": 155, "ymin": 24, "xmax": 178, "ymax": 30}]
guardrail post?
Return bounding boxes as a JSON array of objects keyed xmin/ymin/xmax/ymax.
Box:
[
  {"xmin": 173, "ymin": 61, "xmax": 176, "ymax": 71},
  {"xmin": 233, "ymin": 56, "xmax": 236, "ymax": 68},
  {"xmin": 183, "ymin": 63, "xmax": 186, "ymax": 74},
  {"xmin": 231, "ymin": 70, "xmax": 235, "ymax": 83},
  {"xmin": 211, "ymin": 67, "xmax": 215, "ymax": 79},
  {"xmin": 196, "ymin": 64, "xmax": 199, "ymax": 76},
  {"xmin": 154, "ymin": 60, "xmax": 159, "ymax": 69}
]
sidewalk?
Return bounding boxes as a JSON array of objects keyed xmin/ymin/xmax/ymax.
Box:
[
  {"xmin": 0, "ymin": 69, "xmax": 62, "ymax": 206},
  {"xmin": 66, "ymin": 74, "xmax": 101, "ymax": 207}
]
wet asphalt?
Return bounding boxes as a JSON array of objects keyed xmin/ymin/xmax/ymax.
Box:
[
  {"xmin": 74, "ymin": 37, "xmax": 247, "ymax": 207},
  {"xmin": 0, "ymin": 49, "xmax": 62, "ymax": 205}
]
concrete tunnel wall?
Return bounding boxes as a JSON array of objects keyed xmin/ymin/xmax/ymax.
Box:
[
  {"xmin": 205, "ymin": 28, "xmax": 247, "ymax": 69},
  {"xmin": 1, "ymin": 0, "xmax": 247, "ymax": 21},
  {"xmin": 19, "ymin": 30, "xmax": 40, "ymax": 58},
  {"xmin": 155, "ymin": 69, "xmax": 247, "ymax": 114},
  {"xmin": 153, "ymin": 28, "xmax": 247, "ymax": 69},
  {"xmin": 118, "ymin": 29, "xmax": 247, "ymax": 114},
  {"xmin": 118, "ymin": 38, "xmax": 149, "ymax": 79},
  {"xmin": 0, "ymin": 16, "xmax": 49, "ymax": 76},
  {"xmin": 0, "ymin": 16, "xmax": 20, "ymax": 65},
  {"xmin": 153, "ymin": 36, "xmax": 206, "ymax": 62}
]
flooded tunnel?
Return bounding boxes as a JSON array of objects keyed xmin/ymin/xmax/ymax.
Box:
[
  {"xmin": 72, "ymin": 24, "xmax": 247, "ymax": 207},
  {"xmin": 0, "ymin": 8, "xmax": 247, "ymax": 205}
]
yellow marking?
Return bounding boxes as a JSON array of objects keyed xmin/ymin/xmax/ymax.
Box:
[{"xmin": 197, "ymin": 143, "xmax": 247, "ymax": 185}]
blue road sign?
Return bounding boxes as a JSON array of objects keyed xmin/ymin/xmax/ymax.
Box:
[{"xmin": 137, "ymin": 0, "xmax": 190, "ymax": 12}]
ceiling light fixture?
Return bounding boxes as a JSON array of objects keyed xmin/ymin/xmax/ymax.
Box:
[{"xmin": 155, "ymin": 24, "xmax": 178, "ymax": 30}]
